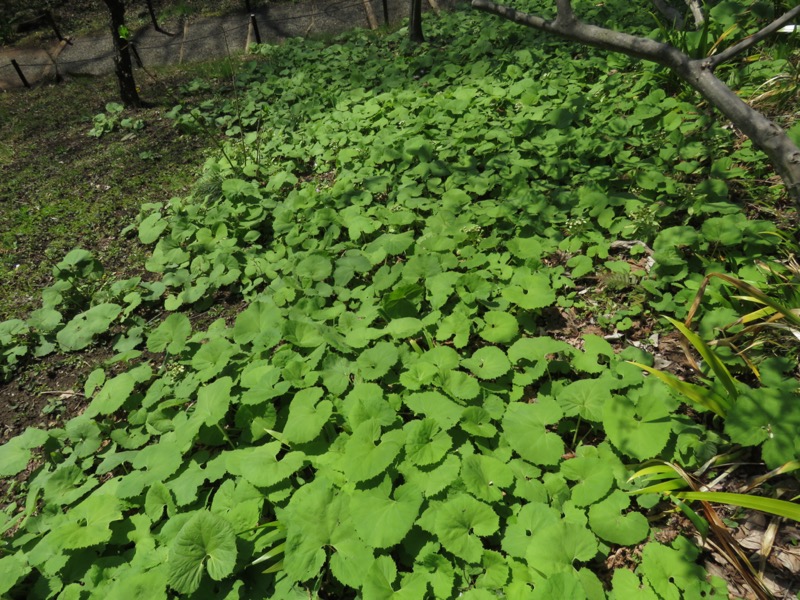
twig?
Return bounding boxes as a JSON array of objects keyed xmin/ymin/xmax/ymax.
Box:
[{"xmin": 705, "ymin": 5, "xmax": 800, "ymax": 70}]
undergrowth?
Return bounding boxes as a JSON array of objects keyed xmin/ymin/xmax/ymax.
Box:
[{"xmin": 0, "ymin": 4, "xmax": 798, "ymax": 598}]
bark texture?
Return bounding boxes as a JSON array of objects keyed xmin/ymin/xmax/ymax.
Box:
[
  {"xmin": 409, "ymin": 0, "xmax": 425, "ymax": 42},
  {"xmin": 103, "ymin": 0, "xmax": 141, "ymax": 108},
  {"xmin": 471, "ymin": 0, "xmax": 800, "ymax": 210}
]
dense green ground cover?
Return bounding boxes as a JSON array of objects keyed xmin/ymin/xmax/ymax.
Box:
[{"xmin": 1, "ymin": 3, "xmax": 799, "ymax": 597}]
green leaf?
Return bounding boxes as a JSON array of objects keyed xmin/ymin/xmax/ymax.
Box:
[
  {"xmin": 146, "ymin": 482, "xmax": 177, "ymax": 521},
  {"xmin": 439, "ymin": 369, "xmax": 480, "ymax": 400},
  {"xmin": 344, "ymin": 422, "xmax": 405, "ymax": 482},
  {"xmin": 588, "ymin": 490, "xmax": 649, "ymax": 544},
  {"xmin": 479, "ymin": 311, "xmax": 519, "ymax": 344},
  {"xmin": 400, "ymin": 454, "xmax": 462, "ymax": 498},
  {"xmin": 27, "ymin": 307, "xmax": 62, "ymax": 332},
  {"xmin": 168, "ymin": 510, "xmax": 237, "ymax": 594},
  {"xmin": 460, "ymin": 407, "xmax": 498, "ymax": 438},
  {"xmin": 639, "ymin": 537, "xmax": 720, "ymax": 599},
  {"xmin": 501, "ymin": 272, "xmax": 555, "ymax": 311},
  {"xmin": 419, "ymin": 494, "xmax": 499, "ymax": 563},
  {"xmin": 282, "ymin": 478, "xmax": 348, "ymax": 582},
  {"xmin": 525, "ymin": 521, "xmax": 598, "ymax": 576},
  {"xmin": 105, "ymin": 566, "xmax": 169, "ymax": 600},
  {"xmin": 192, "ymin": 377, "xmax": 234, "ymax": 427},
  {"xmin": 404, "ymin": 418, "xmax": 452, "ymax": 466},
  {"xmin": 139, "ymin": 212, "xmax": 168, "ymax": 244},
  {"xmin": 357, "ymin": 341, "xmax": 400, "ymax": 381},
  {"xmin": 608, "ymin": 569, "xmax": 658, "ymax": 600},
  {"xmin": 0, "ymin": 428, "xmax": 48, "ymax": 477},
  {"xmin": 57, "ymin": 303, "xmax": 122, "ymax": 351},
  {"xmin": 673, "ymin": 491, "xmax": 800, "ymax": 522},
  {"xmin": 603, "ymin": 387, "xmax": 673, "ymax": 460},
  {"xmin": 701, "ymin": 214, "xmax": 746, "ymax": 245},
  {"xmin": 560, "ymin": 454, "xmax": 614, "ymax": 507},
  {"xmin": 629, "ymin": 361, "xmax": 728, "ymax": 417},
  {"xmin": 233, "ymin": 299, "xmax": 283, "ymax": 347},
  {"xmin": 665, "ymin": 317, "xmax": 737, "ymax": 402},
  {"xmin": 571, "ymin": 335, "xmax": 615, "ymax": 374},
  {"xmin": 147, "ymin": 313, "xmax": 192, "ymax": 354},
  {"xmin": 557, "ymin": 378, "xmax": 611, "ymax": 422},
  {"xmin": 350, "ymin": 485, "xmax": 423, "ymax": 548},
  {"xmin": 283, "ymin": 387, "xmax": 333, "ymax": 444},
  {"xmin": 191, "ymin": 338, "xmax": 237, "ymax": 382},
  {"xmin": 343, "ymin": 382, "xmax": 397, "ymax": 430},
  {"xmin": 385, "ymin": 317, "xmax": 424, "ymax": 339},
  {"xmin": 296, "ymin": 253, "xmax": 333, "ymax": 281},
  {"xmin": 529, "ymin": 572, "xmax": 588, "ymax": 599},
  {"xmin": 404, "ymin": 391, "xmax": 464, "ymax": 430},
  {"xmin": 461, "ymin": 454, "xmax": 514, "ymax": 502},
  {"xmin": 502, "ymin": 399, "xmax": 565, "ymax": 466},
  {"xmin": 329, "ymin": 536, "xmax": 374, "ymax": 589},
  {"xmin": 39, "ymin": 493, "xmax": 123, "ymax": 554},
  {"xmin": 86, "ymin": 371, "xmax": 137, "ymax": 417},
  {"xmin": 502, "ymin": 502, "xmax": 560, "ymax": 558},
  {"xmin": 227, "ymin": 442, "xmax": 305, "ymax": 488},
  {"xmin": 0, "ymin": 553, "xmax": 30, "ymax": 596},
  {"xmin": 461, "ymin": 346, "xmax": 511, "ymax": 380}
]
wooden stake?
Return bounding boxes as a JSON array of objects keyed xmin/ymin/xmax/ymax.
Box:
[
  {"xmin": 250, "ymin": 14, "xmax": 262, "ymax": 44},
  {"xmin": 178, "ymin": 20, "xmax": 189, "ymax": 64},
  {"xmin": 11, "ymin": 60, "xmax": 30, "ymax": 88},
  {"xmin": 362, "ymin": 0, "xmax": 379, "ymax": 29}
]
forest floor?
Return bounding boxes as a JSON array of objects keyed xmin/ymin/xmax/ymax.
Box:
[
  {"xmin": 1, "ymin": 5, "xmax": 799, "ymax": 599},
  {"xmin": 0, "ymin": 0, "xmax": 439, "ymax": 444},
  {"xmin": 0, "ymin": 0, "xmax": 424, "ymax": 90}
]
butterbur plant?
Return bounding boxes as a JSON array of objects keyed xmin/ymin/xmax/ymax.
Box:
[{"xmin": 1, "ymin": 6, "xmax": 799, "ymax": 598}]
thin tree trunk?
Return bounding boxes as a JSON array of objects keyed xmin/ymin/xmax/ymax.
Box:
[
  {"xmin": 409, "ymin": 0, "xmax": 424, "ymax": 42},
  {"xmin": 103, "ymin": 0, "xmax": 141, "ymax": 108}
]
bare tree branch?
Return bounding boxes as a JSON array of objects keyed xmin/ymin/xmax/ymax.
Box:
[
  {"xmin": 471, "ymin": 0, "xmax": 800, "ymax": 210},
  {"xmin": 685, "ymin": 0, "xmax": 705, "ymax": 28},
  {"xmin": 705, "ymin": 4, "xmax": 800, "ymax": 70}
]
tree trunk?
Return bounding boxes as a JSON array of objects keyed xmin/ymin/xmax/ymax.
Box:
[
  {"xmin": 409, "ymin": 0, "xmax": 425, "ymax": 43},
  {"xmin": 471, "ymin": 0, "xmax": 800, "ymax": 210},
  {"xmin": 103, "ymin": 0, "xmax": 141, "ymax": 108}
]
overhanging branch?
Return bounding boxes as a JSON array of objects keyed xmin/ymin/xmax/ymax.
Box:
[
  {"xmin": 705, "ymin": 4, "xmax": 800, "ymax": 70},
  {"xmin": 472, "ymin": 0, "xmax": 686, "ymax": 67}
]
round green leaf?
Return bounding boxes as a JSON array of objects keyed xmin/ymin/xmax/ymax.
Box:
[
  {"xmin": 57, "ymin": 303, "xmax": 122, "ymax": 351},
  {"xmin": 296, "ymin": 254, "xmax": 333, "ymax": 282},
  {"xmin": 168, "ymin": 510, "xmax": 237, "ymax": 594},
  {"xmin": 588, "ymin": 490, "xmax": 649, "ymax": 545},
  {"xmin": 602, "ymin": 390, "xmax": 672, "ymax": 461},
  {"xmin": 350, "ymin": 485, "xmax": 422, "ymax": 548},
  {"xmin": 502, "ymin": 399, "xmax": 564, "ymax": 466},
  {"xmin": 283, "ymin": 387, "xmax": 332, "ymax": 444},
  {"xmin": 479, "ymin": 311, "xmax": 519, "ymax": 344},
  {"xmin": 147, "ymin": 313, "xmax": 192, "ymax": 354},
  {"xmin": 462, "ymin": 346, "xmax": 511, "ymax": 379},
  {"xmin": 357, "ymin": 341, "xmax": 399, "ymax": 381},
  {"xmin": 558, "ymin": 378, "xmax": 611, "ymax": 422}
]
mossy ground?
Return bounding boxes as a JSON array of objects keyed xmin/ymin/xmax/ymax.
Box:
[{"xmin": 0, "ymin": 57, "xmax": 242, "ymax": 441}]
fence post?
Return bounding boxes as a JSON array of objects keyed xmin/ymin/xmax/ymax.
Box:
[
  {"xmin": 45, "ymin": 11, "xmax": 70, "ymax": 43},
  {"xmin": 10, "ymin": 60, "xmax": 31, "ymax": 88},
  {"xmin": 362, "ymin": 0, "xmax": 379, "ymax": 29},
  {"xmin": 249, "ymin": 14, "xmax": 262, "ymax": 44},
  {"xmin": 382, "ymin": 0, "xmax": 389, "ymax": 25}
]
